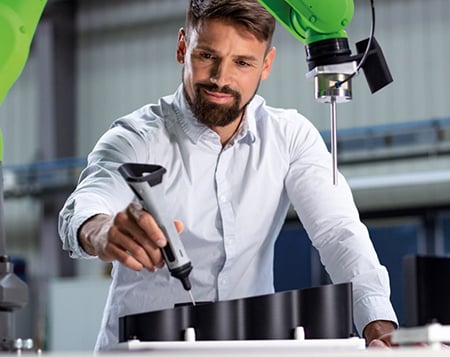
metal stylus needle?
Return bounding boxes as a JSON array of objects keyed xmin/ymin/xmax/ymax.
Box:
[
  {"xmin": 330, "ymin": 96, "xmax": 338, "ymax": 185},
  {"xmin": 188, "ymin": 290, "xmax": 196, "ymax": 306}
]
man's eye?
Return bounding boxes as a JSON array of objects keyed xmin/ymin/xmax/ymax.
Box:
[
  {"xmin": 237, "ymin": 60, "xmax": 250, "ymax": 67},
  {"xmin": 201, "ymin": 53, "xmax": 214, "ymax": 60}
]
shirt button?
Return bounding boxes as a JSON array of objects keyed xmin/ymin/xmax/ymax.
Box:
[{"xmin": 220, "ymin": 195, "xmax": 227, "ymax": 203}]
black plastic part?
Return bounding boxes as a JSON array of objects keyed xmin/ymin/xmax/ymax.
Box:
[
  {"xmin": 193, "ymin": 300, "xmax": 244, "ymax": 340},
  {"xmin": 305, "ymin": 38, "xmax": 353, "ymax": 70},
  {"xmin": 118, "ymin": 283, "xmax": 353, "ymax": 342},
  {"xmin": 162, "ymin": 245, "xmax": 176, "ymax": 263},
  {"xmin": 298, "ymin": 282, "xmax": 353, "ymax": 339},
  {"xmin": 403, "ymin": 255, "xmax": 450, "ymax": 327},
  {"xmin": 355, "ymin": 37, "xmax": 393, "ymax": 94},
  {"xmin": 244, "ymin": 289, "xmax": 297, "ymax": 340},
  {"xmin": 119, "ymin": 306, "xmax": 191, "ymax": 342},
  {"xmin": 118, "ymin": 163, "xmax": 166, "ymax": 186},
  {"xmin": 170, "ymin": 263, "xmax": 193, "ymax": 291}
]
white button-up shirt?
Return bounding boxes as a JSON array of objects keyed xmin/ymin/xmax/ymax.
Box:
[{"xmin": 59, "ymin": 85, "xmax": 398, "ymax": 350}]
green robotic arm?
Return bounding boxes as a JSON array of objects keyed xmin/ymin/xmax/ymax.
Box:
[
  {"xmin": 258, "ymin": 0, "xmax": 354, "ymax": 45},
  {"xmin": 0, "ymin": 0, "xmax": 47, "ymax": 105},
  {"xmin": 258, "ymin": 0, "xmax": 392, "ymax": 184}
]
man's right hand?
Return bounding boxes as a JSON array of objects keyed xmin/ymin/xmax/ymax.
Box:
[{"xmin": 78, "ymin": 203, "xmax": 183, "ymax": 272}]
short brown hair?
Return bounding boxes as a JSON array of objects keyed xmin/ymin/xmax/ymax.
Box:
[{"xmin": 186, "ymin": 0, "xmax": 276, "ymax": 47}]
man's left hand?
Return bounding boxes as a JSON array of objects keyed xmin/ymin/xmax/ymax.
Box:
[{"xmin": 364, "ymin": 320, "xmax": 397, "ymax": 348}]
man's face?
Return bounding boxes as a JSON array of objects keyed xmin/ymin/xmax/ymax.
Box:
[{"xmin": 176, "ymin": 19, "xmax": 275, "ymax": 128}]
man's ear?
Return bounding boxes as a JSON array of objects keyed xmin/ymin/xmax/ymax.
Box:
[
  {"xmin": 176, "ymin": 28, "xmax": 187, "ymax": 64},
  {"xmin": 261, "ymin": 46, "xmax": 276, "ymax": 80}
]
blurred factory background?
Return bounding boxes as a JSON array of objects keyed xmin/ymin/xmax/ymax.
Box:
[{"xmin": 0, "ymin": 0, "xmax": 449, "ymax": 352}]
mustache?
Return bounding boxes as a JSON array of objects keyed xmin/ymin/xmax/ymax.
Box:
[{"xmin": 195, "ymin": 83, "xmax": 239, "ymax": 97}]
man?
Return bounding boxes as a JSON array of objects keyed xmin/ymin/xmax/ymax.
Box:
[{"xmin": 59, "ymin": 0, "xmax": 397, "ymax": 351}]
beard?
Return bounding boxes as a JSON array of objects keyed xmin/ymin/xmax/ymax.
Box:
[
  {"xmin": 183, "ymin": 75, "xmax": 262, "ymax": 128},
  {"xmin": 184, "ymin": 82, "xmax": 244, "ymax": 128}
]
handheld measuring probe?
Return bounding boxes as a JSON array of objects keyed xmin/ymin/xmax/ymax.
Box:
[{"xmin": 119, "ymin": 163, "xmax": 195, "ymax": 305}]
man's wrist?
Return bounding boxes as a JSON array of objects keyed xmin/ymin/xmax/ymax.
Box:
[{"xmin": 78, "ymin": 214, "xmax": 113, "ymax": 256}]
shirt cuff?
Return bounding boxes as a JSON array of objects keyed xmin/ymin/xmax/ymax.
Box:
[{"xmin": 353, "ymin": 294, "xmax": 399, "ymax": 337}]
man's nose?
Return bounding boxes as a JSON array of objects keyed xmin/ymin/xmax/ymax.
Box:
[{"xmin": 210, "ymin": 61, "xmax": 233, "ymax": 86}]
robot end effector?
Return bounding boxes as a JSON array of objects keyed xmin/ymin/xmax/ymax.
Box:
[{"xmin": 257, "ymin": 0, "xmax": 393, "ymax": 104}]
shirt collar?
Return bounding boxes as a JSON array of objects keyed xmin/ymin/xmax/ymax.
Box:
[{"xmin": 169, "ymin": 84, "xmax": 258, "ymax": 145}]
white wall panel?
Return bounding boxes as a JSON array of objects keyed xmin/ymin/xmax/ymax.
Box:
[{"xmin": 76, "ymin": 0, "xmax": 185, "ymax": 155}]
